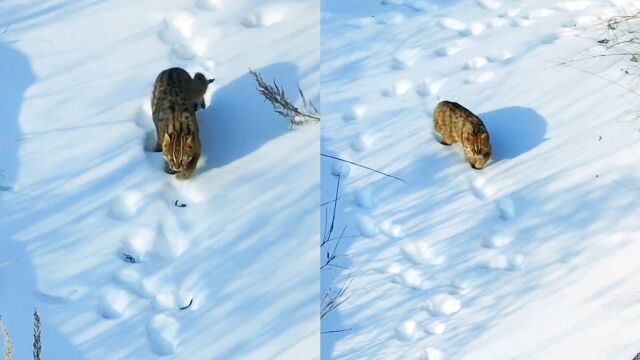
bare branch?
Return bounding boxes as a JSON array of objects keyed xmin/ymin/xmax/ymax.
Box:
[
  {"xmin": 321, "ymin": 275, "xmax": 353, "ymax": 319},
  {"xmin": 0, "ymin": 315, "xmax": 12, "ymax": 360},
  {"xmin": 32, "ymin": 309, "xmax": 40, "ymax": 360},
  {"xmin": 321, "ymin": 174, "xmax": 341, "ymax": 247},
  {"xmin": 321, "ymin": 153, "xmax": 407, "ymax": 183},
  {"xmin": 250, "ymin": 70, "xmax": 320, "ymax": 126},
  {"xmin": 321, "ymin": 328, "xmax": 352, "ymax": 334}
]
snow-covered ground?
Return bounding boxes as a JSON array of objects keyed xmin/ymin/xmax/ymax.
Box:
[
  {"xmin": 0, "ymin": 0, "xmax": 319, "ymax": 359},
  {"xmin": 321, "ymin": 0, "xmax": 640, "ymax": 359}
]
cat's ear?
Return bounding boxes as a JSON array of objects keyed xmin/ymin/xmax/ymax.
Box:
[
  {"xmin": 184, "ymin": 135, "xmax": 193, "ymax": 146},
  {"xmin": 163, "ymin": 133, "xmax": 171, "ymax": 145}
]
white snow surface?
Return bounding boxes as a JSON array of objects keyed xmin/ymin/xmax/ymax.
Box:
[
  {"xmin": 0, "ymin": 0, "xmax": 319, "ymax": 359},
  {"xmin": 321, "ymin": 0, "xmax": 640, "ymax": 359}
]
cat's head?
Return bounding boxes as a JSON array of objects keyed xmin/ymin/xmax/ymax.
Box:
[
  {"xmin": 193, "ymin": 73, "xmax": 215, "ymax": 94},
  {"xmin": 162, "ymin": 132, "xmax": 197, "ymax": 173},
  {"xmin": 463, "ymin": 131, "xmax": 492, "ymax": 170}
]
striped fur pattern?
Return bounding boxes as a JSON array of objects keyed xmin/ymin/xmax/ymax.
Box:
[
  {"xmin": 434, "ymin": 100, "xmax": 492, "ymax": 169},
  {"xmin": 151, "ymin": 67, "xmax": 213, "ymax": 179}
]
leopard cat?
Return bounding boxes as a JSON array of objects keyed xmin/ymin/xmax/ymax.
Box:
[
  {"xmin": 433, "ymin": 100, "xmax": 492, "ymax": 170},
  {"xmin": 151, "ymin": 67, "xmax": 214, "ymax": 179}
]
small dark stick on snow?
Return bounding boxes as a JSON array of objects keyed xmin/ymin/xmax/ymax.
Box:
[
  {"xmin": 174, "ymin": 200, "xmax": 187, "ymax": 208},
  {"xmin": 122, "ymin": 253, "xmax": 136, "ymax": 264},
  {"xmin": 180, "ymin": 299, "xmax": 194, "ymax": 310}
]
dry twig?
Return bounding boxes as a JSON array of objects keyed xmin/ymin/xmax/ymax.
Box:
[
  {"xmin": 0, "ymin": 316, "xmax": 12, "ymax": 360},
  {"xmin": 250, "ymin": 70, "xmax": 320, "ymax": 126},
  {"xmin": 33, "ymin": 309, "xmax": 41, "ymax": 360}
]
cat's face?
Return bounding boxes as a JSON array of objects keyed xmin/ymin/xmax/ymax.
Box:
[
  {"xmin": 464, "ymin": 132, "xmax": 491, "ymax": 169},
  {"xmin": 163, "ymin": 132, "xmax": 196, "ymax": 173}
]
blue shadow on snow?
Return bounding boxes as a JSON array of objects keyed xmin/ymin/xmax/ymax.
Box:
[
  {"xmin": 480, "ymin": 106, "xmax": 547, "ymax": 162},
  {"xmin": 198, "ymin": 62, "xmax": 298, "ymax": 169}
]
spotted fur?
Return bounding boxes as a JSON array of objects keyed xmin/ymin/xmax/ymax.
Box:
[
  {"xmin": 433, "ymin": 100, "xmax": 492, "ymax": 169},
  {"xmin": 151, "ymin": 67, "xmax": 213, "ymax": 179}
]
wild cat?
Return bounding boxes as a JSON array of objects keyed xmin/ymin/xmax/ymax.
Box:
[
  {"xmin": 151, "ymin": 67, "xmax": 214, "ymax": 179},
  {"xmin": 433, "ymin": 100, "xmax": 492, "ymax": 169}
]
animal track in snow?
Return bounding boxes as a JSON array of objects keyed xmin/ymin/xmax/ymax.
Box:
[
  {"xmin": 395, "ymin": 320, "xmax": 418, "ymax": 341},
  {"xmin": 481, "ymin": 253, "xmax": 524, "ymax": 271},
  {"xmin": 465, "ymin": 57, "xmax": 489, "ymax": 69},
  {"xmin": 172, "ymin": 37, "xmax": 208, "ymax": 61},
  {"xmin": 165, "ymin": 179, "xmax": 206, "ymax": 204},
  {"xmin": 155, "ymin": 220, "xmax": 189, "ymax": 259},
  {"xmin": 481, "ymin": 228, "xmax": 515, "ymax": 248},
  {"xmin": 376, "ymin": 12, "xmax": 404, "ymax": 25},
  {"xmin": 393, "ymin": 268, "xmax": 427, "ymax": 289},
  {"xmin": 121, "ymin": 227, "xmax": 155, "ymax": 263},
  {"xmin": 151, "ymin": 287, "xmax": 194, "ymax": 312},
  {"xmin": 392, "ymin": 48, "xmax": 421, "ymax": 70},
  {"xmin": 435, "ymin": 42, "xmax": 464, "ymax": 57},
  {"xmin": 345, "ymin": 17, "xmax": 376, "ymax": 28},
  {"xmin": 488, "ymin": 17, "xmax": 508, "ymax": 28},
  {"xmin": 510, "ymin": 17, "xmax": 535, "ymax": 27},
  {"xmin": 469, "ymin": 175, "xmax": 496, "ymax": 200},
  {"xmin": 497, "ymin": 197, "xmax": 516, "ymax": 221},
  {"xmin": 379, "ymin": 220, "xmax": 403, "ymax": 239},
  {"xmin": 424, "ymin": 347, "xmax": 444, "ymax": 360},
  {"xmin": 113, "ymin": 268, "xmax": 149, "ymax": 298},
  {"xmin": 382, "ymin": 80, "xmax": 413, "ymax": 96},
  {"xmin": 109, "ymin": 190, "xmax": 144, "ymax": 219},
  {"xmin": 451, "ymin": 270, "xmax": 485, "ymax": 295},
  {"xmin": 158, "ymin": 12, "xmax": 209, "ymax": 60},
  {"xmin": 465, "ymin": 71, "xmax": 494, "ymax": 84},
  {"xmin": 487, "ymin": 49, "xmax": 513, "ymax": 62},
  {"xmin": 201, "ymin": 59, "xmax": 216, "ymax": 73},
  {"xmin": 153, "ymin": 291, "xmax": 178, "ymax": 311},
  {"xmin": 555, "ymin": 1, "xmax": 591, "ymax": 11},
  {"xmin": 158, "ymin": 12, "xmax": 194, "ymax": 46},
  {"xmin": 462, "ymin": 22, "xmax": 485, "ymax": 36},
  {"xmin": 477, "ymin": 0, "xmax": 502, "ymax": 10},
  {"xmin": 425, "ymin": 321, "xmax": 447, "ymax": 335},
  {"xmin": 196, "ymin": 0, "xmax": 223, "ymax": 11},
  {"xmin": 354, "ymin": 187, "xmax": 378, "ymax": 209},
  {"xmin": 416, "ymin": 78, "xmax": 445, "ymax": 98},
  {"xmin": 331, "ymin": 162, "xmax": 351, "ymax": 178},
  {"xmin": 425, "ymin": 293, "xmax": 461, "ymax": 316},
  {"xmin": 401, "ymin": 241, "xmax": 445, "ymax": 265},
  {"xmin": 501, "ymin": 7, "xmax": 522, "ymax": 18},
  {"xmin": 242, "ymin": 5, "xmax": 288, "ymax": 28},
  {"xmin": 525, "ymin": 8, "xmax": 555, "ymax": 19},
  {"xmin": 139, "ymin": 271, "xmax": 170, "ymax": 299},
  {"xmin": 147, "ymin": 314, "xmax": 179, "ymax": 356},
  {"xmin": 351, "ymin": 134, "xmax": 375, "ymax": 152},
  {"xmin": 386, "ymin": 263, "xmax": 427, "ymax": 289},
  {"xmin": 356, "ymin": 215, "xmax": 380, "ymax": 238},
  {"xmin": 342, "ymin": 105, "xmax": 366, "ymax": 121},
  {"xmin": 99, "ymin": 288, "xmax": 131, "ymax": 319},
  {"xmin": 438, "ymin": 17, "xmax": 467, "ymax": 32}
]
